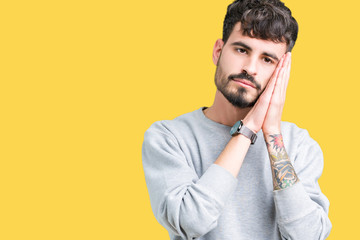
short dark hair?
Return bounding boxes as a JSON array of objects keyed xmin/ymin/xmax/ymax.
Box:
[{"xmin": 222, "ymin": 0, "xmax": 298, "ymax": 51}]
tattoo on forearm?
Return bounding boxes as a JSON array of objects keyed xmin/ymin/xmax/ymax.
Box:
[{"xmin": 265, "ymin": 134, "xmax": 299, "ymax": 190}]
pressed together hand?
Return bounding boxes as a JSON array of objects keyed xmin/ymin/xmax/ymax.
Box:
[{"xmin": 243, "ymin": 52, "xmax": 292, "ymax": 135}]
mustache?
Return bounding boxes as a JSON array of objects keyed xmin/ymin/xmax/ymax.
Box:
[{"xmin": 228, "ymin": 72, "xmax": 260, "ymax": 89}]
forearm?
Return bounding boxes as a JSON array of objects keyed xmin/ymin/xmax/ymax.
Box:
[
  {"xmin": 214, "ymin": 133, "xmax": 251, "ymax": 177},
  {"xmin": 273, "ymin": 182, "xmax": 332, "ymax": 240},
  {"xmin": 158, "ymin": 164, "xmax": 238, "ymax": 239},
  {"xmin": 143, "ymin": 125, "xmax": 239, "ymax": 239},
  {"xmin": 264, "ymin": 132, "xmax": 331, "ymax": 239},
  {"xmin": 264, "ymin": 133, "xmax": 299, "ymax": 190}
]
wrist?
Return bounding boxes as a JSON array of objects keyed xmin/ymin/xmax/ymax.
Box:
[
  {"xmin": 230, "ymin": 120, "xmax": 258, "ymax": 144},
  {"xmin": 262, "ymin": 125, "xmax": 281, "ymax": 136},
  {"xmin": 263, "ymin": 132, "xmax": 282, "ymax": 144},
  {"xmin": 241, "ymin": 119, "xmax": 258, "ymax": 133},
  {"xmin": 263, "ymin": 132, "xmax": 284, "ymax": 151},
  {"xmin": 263, "ymin": 130, "xmax": 282, "ymax": 137},
  {"xmin": 233, "ymin": 132, "xmax": 252, "ymax": 144}
]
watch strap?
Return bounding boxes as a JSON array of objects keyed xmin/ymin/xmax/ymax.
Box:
[{"xmin": 238, "ymin": 123, "xmax": 257, "ymax": 144}]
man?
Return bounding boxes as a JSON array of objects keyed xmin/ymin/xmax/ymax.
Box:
[{"xmin": 142, "ymin": 0, "xmax": 332, "ymax": 239}]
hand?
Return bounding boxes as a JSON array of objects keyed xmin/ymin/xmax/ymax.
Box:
[
  {"xmin": 262, "ymin": 52, "xmax": 291, "ymax": 134},
  {"xmin": 242, "ymin": 52, "xmax": 290, "ymax": 133}
]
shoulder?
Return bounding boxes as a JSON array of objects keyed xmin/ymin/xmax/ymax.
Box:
[
  {"xmin": 281, "ymin": 121, "xmax": 307, "ymax": 135},
  {"xmin": 144, "ymin": 108, "xmax": 201, "ymax": 141},
  {"xmin": 280, "ymin": 121, "xmax": 323, "ymax": 159},
  {"xmin": 280, "ymin": 121, "xmax": 314, "ymax": 145},
  {"xmin": 281, "ymin": 121, "xmax": 324, "ymax": 168}
]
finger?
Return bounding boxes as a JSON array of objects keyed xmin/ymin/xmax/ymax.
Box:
[
  {"xmin": 280, "ymin": 53, "xmax": 291, "ymax": 100},
  {"xmin": 284, "ymin": 53, "xmax": 291, "ymax": 91},
  {"xmin": 263, "ymin": 54, "xmax": 285, "ymax": 95},
  {"xmin": 273, "ymin": 54, "xmax": 286, "ymax": 81},
  {"xmin": 273, "ymin": 52, "xmax": 289, "ymax": 96},
  {"xmin": 255, "ymin": 54, "xmax": 286, "ymax": 110},
  {"xmin": 281, "ymin": 52, "xmax": 291, "ymax": 88}
]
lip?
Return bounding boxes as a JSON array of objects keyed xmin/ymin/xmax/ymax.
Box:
[{"xmin": 232, "ymin": 78, "xmax": 256, "ymax": 89}]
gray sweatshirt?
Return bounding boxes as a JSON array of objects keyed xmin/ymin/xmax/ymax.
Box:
[{"xmin": 142, "ymin": 107, "xmax": 332, "ymax": 240}]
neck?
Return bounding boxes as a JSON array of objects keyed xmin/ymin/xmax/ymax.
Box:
[{"xmin": 203, "ymin": 90, "xmax": 252, "ymax": 127}]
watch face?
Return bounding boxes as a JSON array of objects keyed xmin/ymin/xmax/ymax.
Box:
[{"xmin": 230, "ymin": 121, "xmax": 241, "ymax": 136}]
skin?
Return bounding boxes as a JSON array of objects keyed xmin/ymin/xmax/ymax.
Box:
[
  {"xmin": 266, "ymin": 134, "xmax": 299, "ymax": 190},
  {"xmin": 206, "ymin": 22, "xmax": 299, "ymax": 190}
]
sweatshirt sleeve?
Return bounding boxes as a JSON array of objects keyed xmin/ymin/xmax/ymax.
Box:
[
  {"xmin": 273, "ymin": 129, "xmax": 332, "ymax": 240},
  {"xmin": 142, "ymin": 122, "xmax": 238, "ymax": 240}
]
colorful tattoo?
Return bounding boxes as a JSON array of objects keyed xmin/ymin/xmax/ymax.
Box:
[{"xmin": 265, "ymin": 134, "xmax": 299, "ymax": 190}]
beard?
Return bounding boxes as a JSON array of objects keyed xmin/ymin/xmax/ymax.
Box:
[{"xmin": 214, "ymin": 59, "xmax": 263, "ymax": 108}]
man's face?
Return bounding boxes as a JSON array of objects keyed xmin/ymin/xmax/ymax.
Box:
[{"xmin": 214, "ymin": 22, "xmax": 287, "ymax": 108}]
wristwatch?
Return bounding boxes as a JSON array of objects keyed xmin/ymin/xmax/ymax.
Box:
[{"xmin": 230, "ymin": 120, "xmax": 257, "ymax": 144}]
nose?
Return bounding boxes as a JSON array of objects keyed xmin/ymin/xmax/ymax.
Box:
[{"xmin": 242, "ymin": 57, "xmax": 257, "ymax": 76}]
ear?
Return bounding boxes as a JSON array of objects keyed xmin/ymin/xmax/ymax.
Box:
[{"xmin": 212, "ymin": 39, "xmax": 224, "ymax": 66}]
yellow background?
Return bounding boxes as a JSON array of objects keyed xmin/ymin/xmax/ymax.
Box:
[{"xmin": 1, "ymin": 0, "xmax": 359, "ymax": 239}]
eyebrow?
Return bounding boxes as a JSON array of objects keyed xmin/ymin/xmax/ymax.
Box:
[{"xmin": 231, "ymin": 41, "xmax": 280, "ymax": 62}]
